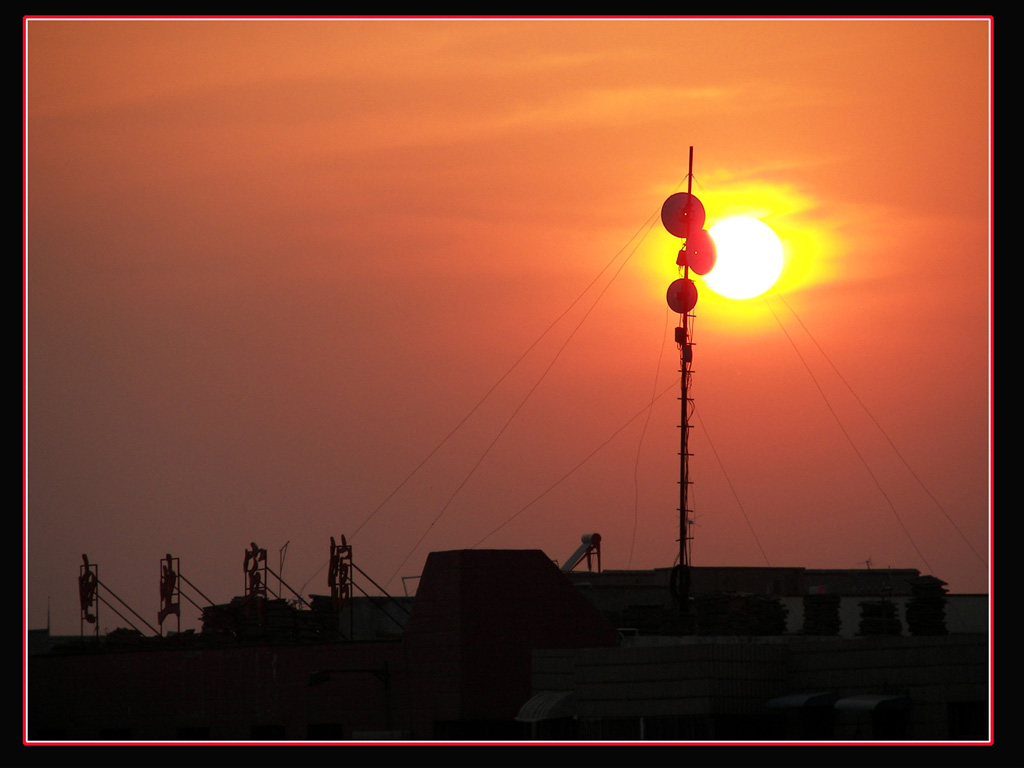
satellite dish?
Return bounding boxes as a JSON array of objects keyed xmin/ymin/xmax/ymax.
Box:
[
  {"xmin": 661, "ymin": 193, "xmax": 705, "ymax": 238},
  {"xmin": 676, "ymin": 228, "xmax": 717, "ymax": 275},
  {"xmin": 667, "ymin": 278, "xmax": 698, "ymax": 314}
]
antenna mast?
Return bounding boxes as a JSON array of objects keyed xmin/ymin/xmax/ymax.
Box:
[
  {"xmin": 680, "ymin": 148, "xmax": 694, "ymax": 600},
  {"xmin": 660, "ymin": 147, "xmax": 716, "ymax": 613}
]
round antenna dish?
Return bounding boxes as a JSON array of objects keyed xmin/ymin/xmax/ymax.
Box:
[
  {"xmin": 667, "ymin": 278, "xmax": 698, "ymax": 314},
  {"xmin": 661, "ymin": 193, "xmax": 705, "ymax": 238},
  {"xmin": 677, "ymin": 228, "xmax": 717, "ymax": 275}
]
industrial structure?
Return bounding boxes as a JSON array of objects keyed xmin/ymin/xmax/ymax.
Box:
[{"xmin": 27, "ymin": 537, "xmax": 987, "ymax": 742}]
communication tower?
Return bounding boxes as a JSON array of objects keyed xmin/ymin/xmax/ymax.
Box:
[{"xmin": 660, "ymin": 148, "xmax": 716, "ymax": 611}]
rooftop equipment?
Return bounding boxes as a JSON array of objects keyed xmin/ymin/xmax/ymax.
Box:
[{"xmin": 561, "ymin": 533, "xmax": 602, "ymax": 573}]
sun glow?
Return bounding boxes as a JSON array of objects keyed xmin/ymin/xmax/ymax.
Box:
[{"xmin": 705, "ymin": 217, "xmax": 784, "ymax": 299}]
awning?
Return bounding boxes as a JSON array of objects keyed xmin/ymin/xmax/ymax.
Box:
[
  {"xmin": 834, "ymin": 694, "xmax": 910, "ymax": 711},
  {"xmin": 515, "ymin": 690, "xmax": 577, "ymax": 723},
  {"xmin": 766, "ymin": 692, "xmax": 839, "ymax": 708}
]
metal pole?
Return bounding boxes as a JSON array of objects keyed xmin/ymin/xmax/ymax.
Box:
[
  {"xmin": 661, "ymin": 148, "xmax": 704, "ymax": 616},
  {"xmin": 679, "ymin": 147, "xmax": 694, "ymax": 606},
  {"xmin": 681, "ymin": 325, "xmax": 688, "ymax": 578}
]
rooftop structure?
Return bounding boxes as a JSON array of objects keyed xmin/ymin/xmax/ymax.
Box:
[{"xmin": 27, "ymin": 546, "xmax": 987, "ymax": 742}]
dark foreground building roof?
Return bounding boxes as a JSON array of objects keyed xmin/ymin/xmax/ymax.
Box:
[
  {"xmin": 27, "ymin": 550, "xmax": 988, "ymax": 742},
  {"xmin": 28, "ymin": 549, "xmax": 619, "ymax": 741}
]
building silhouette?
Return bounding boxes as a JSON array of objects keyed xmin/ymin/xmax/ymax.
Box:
[{"xmin": 27, "ymin": 546, "xmax": 988, "ymax": 742}]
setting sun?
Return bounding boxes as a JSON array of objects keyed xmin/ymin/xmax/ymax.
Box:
[{"xmin": 705, "ymin": 217, "xmax": 784, "ymax": 300}]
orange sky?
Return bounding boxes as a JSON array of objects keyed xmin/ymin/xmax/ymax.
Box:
[{"xmin": 25, "ymin": 18, "xmax": 991, "ymax": 635}]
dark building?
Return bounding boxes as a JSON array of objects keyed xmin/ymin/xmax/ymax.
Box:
[
  {"xmin": 524, "ymin": 633, "xmax": 987, "ymax": 741},
  {"xmin": 28, "ymin": 549, "xmax": 618, "ymax": 741},
  {"xmin": 26, "ymin": 549, "xmax": 988, "ymax": 742}
]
